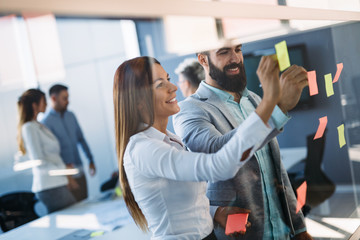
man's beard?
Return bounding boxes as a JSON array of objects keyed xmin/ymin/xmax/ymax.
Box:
[{"xmin": 208, "ymin": 57, "xmax": 247, "ymax": 93}]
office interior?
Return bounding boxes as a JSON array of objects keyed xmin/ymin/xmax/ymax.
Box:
[{"xmin": 0, "ymin": 0, "xmax": 360, "ymax": 239}]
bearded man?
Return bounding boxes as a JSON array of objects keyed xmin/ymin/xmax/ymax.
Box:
[{"xmin": 173, "ymin": 44, "xmax": 313, "ymax": 240}]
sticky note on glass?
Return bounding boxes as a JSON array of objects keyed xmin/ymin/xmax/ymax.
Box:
[
  {"xmin": 314, "ymin": 116, "xmax": 328, "ymax": 140},
  {"xmin": 296, "ymin": 181, "xmax": 307, "ymax": 213},
  {"xmin": 225, "ymin": 213, "xmax": 249, "ymax": 235},
  {"xmin": 325, "ymin": 73, "xmax": 334, "ymax": 97},
  {"xmin": 90, "ymin": 231, "xmax": 104, "ymax": 237},
  {"xmin": 307, "ymin": 70, "xmax": 318, "ymax": 96},
  {"xmin": 337, "ymin": 124, "xmax": 346, "ymax": 148},
  {"xmin": 115, "ymin": 186, "xmax": 122, "ymax": 197},
  {"xmin": 333, "ymin": 63, "xmax": 343, "ymax": 83},
  {"xmin": 275, "ymin": 40, "xmax": 291, "ymax": 71}
]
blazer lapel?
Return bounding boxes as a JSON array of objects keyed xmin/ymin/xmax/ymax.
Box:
[{"xmin": 194, "ymin": 83, "xmax": 240, "ymax": 129}]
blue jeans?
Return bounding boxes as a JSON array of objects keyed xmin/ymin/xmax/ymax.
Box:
[{"xmin": 36, "ymin": 185, "xmax": 76, "ymax": 214}]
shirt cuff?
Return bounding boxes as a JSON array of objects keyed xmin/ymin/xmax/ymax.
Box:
[
  {"xmin": 270, "ymin": 105, "xmax": 291, "ymax": 130},
  {"xmin": 210, "ymin": 205, "xmax": 219, "ymax": 220},
  {"xmin": 294, "ymin": 227, "xmax": 307, "ymax": 236}
]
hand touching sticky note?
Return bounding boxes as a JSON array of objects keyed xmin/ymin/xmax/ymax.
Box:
[
  {"xmin": 337, "ymin": 124, "xmax": 346, "ymax": 148},
  {"xmin": 225, "ymin": 213, "xmax": 249, "ymax": 235},
  {"xmin": 296, "ymin": 181, "xmax": 307, "ymax": 213},
  {"xmin": 333, "ymin": 63, "xmax": 343, "ymax": 83},
  {"xmin": 325, "ymin": 73, "xmax": 334, "ymax": 97},
  {"xmin": 307, "ymin": 70, "xmax": 318, "ymax": 96},
  {"xmin": 275, "ymin": 40, "xmax": 290, "ymax": 72},
  {"xmin": 314, "ymin": 116, "xmax": 328, "ymax": 140}
]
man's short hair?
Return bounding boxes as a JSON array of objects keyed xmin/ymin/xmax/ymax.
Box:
[
  {"xmin": 175, "ymin": 58, "xmax": 205, "ymax": 88},
  {"xmin": 196, "ymin": 51, "xmax": 209, "ymax": 57},
  {"xmin": 49, "ymin": 84, "xmax": 68, "ymax": 96}
]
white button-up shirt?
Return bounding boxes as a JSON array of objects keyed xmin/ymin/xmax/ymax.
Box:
[{"xmin": 124, "ymin": 112, "xmax": 272, "ymax": 240}]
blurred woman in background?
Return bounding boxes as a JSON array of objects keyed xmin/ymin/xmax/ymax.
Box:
[{"xmin": 17, "ymin": 89, "xmax": 76, "ymax": 213}]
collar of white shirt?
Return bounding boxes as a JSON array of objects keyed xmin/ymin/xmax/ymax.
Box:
[{"xmin": 141, "ymin": 124, "xmax": 184, "ymax": 148}]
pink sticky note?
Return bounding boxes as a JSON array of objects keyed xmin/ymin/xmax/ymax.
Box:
[
  {"xmin": 307, "ymin": 70, "xmax": 318, "ymax": 96},
  {"xmin": 333, "ymin": 63, "xmax": 343, "ymax": 83},
  {"xmin": 225, "ymin": 213, "xmax": 249, "ymax": 235},
  {"xmin": 296, "ymin": 181, "xmax": 307, "ymax": 213},
  {"xmin": 314, "ymin": 116, "xmax": 328, "ymax": 140}
]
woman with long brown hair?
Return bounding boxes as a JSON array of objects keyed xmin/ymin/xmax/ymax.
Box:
[
  {"xmin": 17, "ymin": 89, "xmax": 76, "ymax": 213},
  {"xmin": 113, "ymin": 56, "xmax": 281, "ymax": 239}
]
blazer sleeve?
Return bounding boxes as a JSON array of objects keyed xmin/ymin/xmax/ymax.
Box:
[
  {"xmin": 128, "ymin": 112, "xmax": 272, "ymax": 182},
  {"xmin": 174, "ymin": 100, "xmax": 238, "ymax": 154}
]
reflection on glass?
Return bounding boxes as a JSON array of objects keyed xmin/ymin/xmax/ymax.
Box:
[
  {"xmin": 13, "ymin": 159, "xmax": 42, "ymax": 171},
  {"xmin": 48, "ymin": 168, "xmax": 79, "ymax": 176}
]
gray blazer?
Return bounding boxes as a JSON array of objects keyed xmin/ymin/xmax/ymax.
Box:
[{"xmin": 173, "ymin": 83, "xmax": 306, "ymax": 239}]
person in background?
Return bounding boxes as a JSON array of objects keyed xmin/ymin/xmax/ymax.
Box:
[
  {"xmin": 173, "ymin": 43, "xmax": 312, "ymax": 240},
  {"xmin": 17, "ymin": 89, "xmax": 76, "ymax": 213},
  {"xmin": 41, "ymin": 84, "xmax": 96, "ymax": 202},
  {"xmin": 175, "ymin": 58, "xmax": 205, "ymax": 97},
  {"xmin": 113, "ymin": 56, "xmax": 281, "ymax": 239}
]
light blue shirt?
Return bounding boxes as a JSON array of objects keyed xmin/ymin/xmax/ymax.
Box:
[
  {"xmin": 124, "ymin": 113, "xmax": 272, "ymax": 239},
  {"xmin": 41, "ymin": 109, "xmax": 93, "ymax": 171},
  {"xmin": 202, "ymin": 82, "xmax": 303, "ymax": 239}
]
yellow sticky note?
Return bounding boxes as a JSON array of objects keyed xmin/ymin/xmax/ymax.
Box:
[
  {"xmin": 325, "ymin": 73, "xmax": 334, "ymax": 97},
  {"xmin": 90, "ymin": 231, "xmax": 104, "ymax": 237},
  {"xmin": 337, "ymin": 124, "xmax": 346, "ymax": 148},
  {"xmin": 275, "ymin": 40, "xmax": 290, "ymax": 71},
  {"xmin": 115, "ymin": 186, "xmax": 122, "ymax": 197}
]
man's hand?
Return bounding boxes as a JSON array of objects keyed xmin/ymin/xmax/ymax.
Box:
[
  {"xmin": 214, "ymin": 206, "xmax": 251, "ymax": 235},
  {"xmin": 278, "ymin": 65, "xmax": 308, "ymax": 113},
  {"xmin": 255, "ymin": 56, "xmax": 281, "ymax": 124},
  {"xmin": 256, "ymin": 56, "xmax": 281, "ymax": 105},
  {"xmin": 293, "ymin": 231, "xmax": 313, "ymax": 240},
  {"xmin": 89, "ymin": 162, "xmax": 96, "ymax": 176},
  {"xmin": 66, "ymin": 163, "xmax": 79, "ymax": 190},
  {"xmin": 67, "ymin": 176, "xmax": 79, "ymax": 190}
]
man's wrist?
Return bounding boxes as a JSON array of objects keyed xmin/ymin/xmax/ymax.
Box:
[{"xmin": 277, "ymin": 102, "xmax": 287, "ymax": 113}]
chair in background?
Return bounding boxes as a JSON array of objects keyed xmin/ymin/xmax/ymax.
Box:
[
  {"xmin": 100, "ymin": 171, "xmax": 119, "ymax": 192},
  {"xmin": 287, "ymin": 130, "xmax": 336, "ymax": 216},
  {"xmin": 0, "ymin": 192, "xmax": 39, "ymax": 232}
]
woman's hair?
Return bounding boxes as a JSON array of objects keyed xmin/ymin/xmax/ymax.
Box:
[
  {"xmin": 113, "ymin": 56, "xmax": 160, "ymax": 232},
  {"xmin": 17, "ymin": 88, "xmax": 45, "ymax": 154}
]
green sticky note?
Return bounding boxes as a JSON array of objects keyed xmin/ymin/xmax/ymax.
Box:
[
  {"xmin": 337, "ymin": 124, "xmax": 346, "ymax": 148},
  {"xmin": 90, "ymin": 231, "xmax": 104, "ymax": 237},
  {"xmin": 115, "ymin": 186, "xmax": 122, "ymax": 197},
  {"xmin": 325, "ymin": 73, "xmax": 334, "ymax": 97},
  {"xmin": 275, "ymin": 40, "xmax": 290, "ymax": 71}
]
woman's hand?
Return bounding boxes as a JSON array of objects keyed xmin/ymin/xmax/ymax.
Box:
[
  {"xmin": 293, "ymin": 231, "xmax": 313, "ymax": 240},
  {"xmin": 214, "ymin": 206, "xmax": 251, "ymax": 235}
]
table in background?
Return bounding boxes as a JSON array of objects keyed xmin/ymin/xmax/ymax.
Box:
[{"xmin": 0, "ymin": 194, "xmax": 151, "ymax": 240}]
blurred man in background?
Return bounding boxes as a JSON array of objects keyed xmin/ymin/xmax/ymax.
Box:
[
  {"xmin": 42, "ymin": 84, "xmax": 96, "ymax": 202},
  {"xmin": 175, "ymin": 58, "xmax": 205, "ymax": 97}
]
